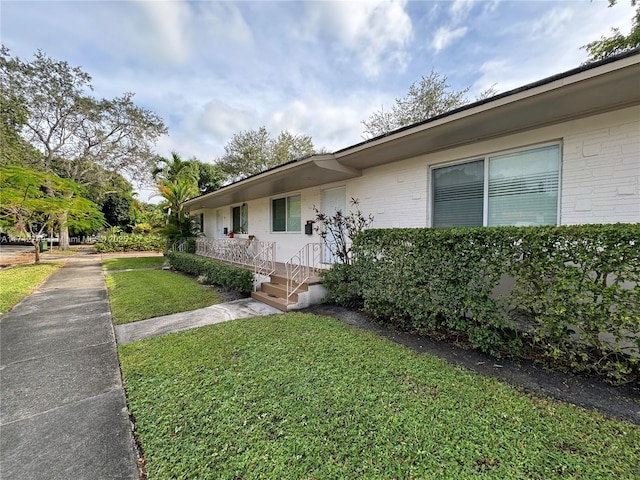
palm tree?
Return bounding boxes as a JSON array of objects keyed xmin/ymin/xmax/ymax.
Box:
[
  {"xmin": 152, "ymin": 151, "xmax": 198, "ymax": 184},
  {"xmin": 156, "ymin": 178, "xmax": 197, "ymax": 239}
]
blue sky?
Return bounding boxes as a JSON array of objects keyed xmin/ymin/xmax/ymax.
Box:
[{"xmin": 1, "ymin": 1, "xmax": 635, "ymax": 198}]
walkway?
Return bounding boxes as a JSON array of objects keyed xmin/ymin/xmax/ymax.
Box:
[
  {"xmin": 115, "ymin": 298, "xmax": 281, "ymax": 345},
  {"xmin": 0, "ymin": 256, "xmax": 139, "ymax": 480}
]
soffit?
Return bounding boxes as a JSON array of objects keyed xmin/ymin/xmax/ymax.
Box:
[{"xmin": 184, "ymin": 156, "xmax": 361, "ymax": 211}]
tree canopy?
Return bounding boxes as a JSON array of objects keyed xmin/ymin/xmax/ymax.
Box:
[
  {"xmin": 0, "ymin": 47, "xmax": 167, "ymax": 187},
  {"xmin": 216, "ymin": 126, "xmax": 315, "ymax": 182},
  {"xmin": 362, "ymin": 71, "xmax": 497, "ymax": 139},
  {"xmin": 583, "ymin": 1, "xmax": 640, "ymax": 61},
  {"xmin": 0, "ymin": 166, "xmax": 104, "ymax": 261},
  {"xmin": 0, "ymin": 46, "xmax": 167, "ymax": 248}
]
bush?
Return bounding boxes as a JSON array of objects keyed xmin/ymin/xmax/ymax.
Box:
[
  {"xmin": 94, "ymin": 234, "xmax": 165, "ymax": 253},
  {"xmin": 132, "ymin": 223, "xmax": 153, "ymax": 235},
  {"xmin": 321, "ymin": 263, "xmax": 363, "ymax": 309},
  {"xmin": 334, "ymin": 224, "xmax": 640, "ymax": 383},
  {"xmin": 165, "ymin": 252, "xmax": 253, "ymax": 294}
]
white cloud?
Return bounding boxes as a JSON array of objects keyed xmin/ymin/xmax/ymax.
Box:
[
  {"xmin": 430, "ymin": 0, "xmax": 474, "ymax": 53},
  {"xmin": 136, "ymin": 0, "xmax": 192, "ymax": 64},
  {"xmin": 450, "ymin": 0, "xmax": 475, "ymax": 24},
  {"xmin": 432, "ymin": 26, "xmax": 468, "ymax": 53},
  {"xmin": 531, "ymin": 7, "xmax": 574, "ymax": 39},
  {"xmin": 470, "ymin": 2, "xmax": 637, "ymax": 97},
  {"xmin": 268, "ymin": 96, "xmax": 365, "ymax": 151},
  {"xmin": 302, "ymin": 0, "xmax": 413, "ymax": 77}
]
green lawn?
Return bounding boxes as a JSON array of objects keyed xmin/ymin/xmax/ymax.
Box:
[
  {"xmin": 0, "ymin": 262, "xmax": 63, "ymax": 315},
  {"xmin": 105, "ymin": 269, "xmax": 220, "ymax": 324},
  {"xmin": 102, "ymin": 256, "xmax": 166, "ymax": 271},
  {"xmin": 119, "ymin": 313, "xmax": 640, "ymax": 479}
]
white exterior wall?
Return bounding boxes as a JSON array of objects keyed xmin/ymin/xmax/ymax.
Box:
[
  {"xmin": 560, "ymin": 108, "xmax": 639, "ymax": 224},
  {"xmin": 192, "ymin": 106, "xmax": 639, "ymax": 263}
]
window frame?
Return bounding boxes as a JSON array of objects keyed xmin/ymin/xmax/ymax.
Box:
[
  {"xmin": 231, "ymin": 203, "xmax": 248, "ymax": 234},
  {"xmin": 430, "ymin": 142, "xmax": 562, "ymax": 228},
  {"xmin": 271, "ymin": 193, "xmax": 302, "ymax": 233}
]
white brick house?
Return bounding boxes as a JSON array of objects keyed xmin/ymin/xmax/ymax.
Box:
[{"xmin": 183, "ymin": 50, "xmax": 640, "ymax": 310}]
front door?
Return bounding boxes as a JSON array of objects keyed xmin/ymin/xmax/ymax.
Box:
[
  {"xmin": 321, "ymin": 186, "xmax": 346, "ymax": 264},
  {"xmin": 216, "ymin": 210, "xmax": 223, "ymax": 238}
]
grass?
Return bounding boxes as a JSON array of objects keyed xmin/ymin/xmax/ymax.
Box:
[
  {"xmin": 104, "ymin": 269, "xmax": 220, "ymax": 324},
  {"xmin": 0, "ymin": 262, "xmax": 63, "ymax": 315},
  {"xmin": 119, "ymin": 313, "xmax": 640, "ymax": 479},
  {"xmin": 102, "ymin": 256, "xmax": 166, "ymax": 271},
  {"xmin": 42, "ymin": 247, "xmax": 78, "ymax": 256}
]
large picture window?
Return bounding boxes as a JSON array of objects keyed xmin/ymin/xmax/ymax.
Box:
[
  {"xmin": 432, "ymin": 144, "xmax": 560, "ymax": 228},
  {"xmin": 272, "ymin": 194, "xmax": 301, "ymax": 232}
]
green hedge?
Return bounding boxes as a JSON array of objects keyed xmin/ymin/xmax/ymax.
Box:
[
  {"xmin": 165, "ymin": 252, "xmax": 253, "ymax": 294},
  {"xmin": 336, "ymin": 224, "xmax": 640, "ymax": 383},
  {"xmin": 94, "ymin": 234, "xmax": 165, "ymax": 252}
]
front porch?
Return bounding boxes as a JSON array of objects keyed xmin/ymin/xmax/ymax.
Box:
[{"xmin": 193, "ymin": 237, "xmax": 329, "ymax": 311}]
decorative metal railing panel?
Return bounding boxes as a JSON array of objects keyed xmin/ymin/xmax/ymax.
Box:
[
  {"xmin": 195, "ymin": 238, "xmax": 276, "ymax": 280},
  {"xmin": 285, "ymin": 243, "xmax": 335, "ymax": 301},
  {"xmin": 170, "ymin": 238, "xmax": 187, "ymax": 252}
]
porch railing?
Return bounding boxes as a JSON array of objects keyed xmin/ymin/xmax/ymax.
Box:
[
  {"xmin": 285, "ymin": 243, "xmax": 335, "ymax": 302},
  {"xmin": 169, "ymin": 238, "xmax": 188, "ymax": 252},
  {"xmin": 195, "ymin": 237, "xmax": 276, "ymax": 279}
]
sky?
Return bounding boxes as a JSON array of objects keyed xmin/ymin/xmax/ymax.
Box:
[{"xmin": 1, "ymin": 0, "xmax": 636, "ymax": 201}]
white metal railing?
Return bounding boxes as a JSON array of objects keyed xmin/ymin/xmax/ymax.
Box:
[
  {"xmin": 195, "ymin": 237, "xmax": 276, "ymax": 281},
  {"xmin": 285, "ymin": 243, "xmax": 336, "ymax": 302},
  {"xmin": 170, "ymin": 238, "xmax": 188, "ymax": 252}
]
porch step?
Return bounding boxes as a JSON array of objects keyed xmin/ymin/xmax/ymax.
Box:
[
  {"xmin": 251, "ymin": 290, "xmax": 293, "ymax": 312},
  {"xmin": 252, "ymin": 273, "xmax": 324, "ymax": 312},
  {"xmin": 269, "ymin": 275, "xmax": 308, "ymax": 291},
  {"xmin": 261, "ymin": 282, "xmax": 298, "ymax": 303}
]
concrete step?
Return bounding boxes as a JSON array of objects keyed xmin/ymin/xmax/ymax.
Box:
[
  {"xmin": 251, "ymin": 291, "xmax": 292, "ymax": 312},
  {"xmin": 269, "ymin": 274, "xmax": 308, "ymax": 291},
  {"xmin": 261, "ymin": 282, "xmax": 298, "ymax": 303}
]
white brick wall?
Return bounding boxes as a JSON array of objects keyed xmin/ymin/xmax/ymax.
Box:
[{"xmin": 561, "ymin": 108, "xmax": 639, "ymax": 225}]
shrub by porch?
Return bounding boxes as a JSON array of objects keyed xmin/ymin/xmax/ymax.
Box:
[{"xmin": 165, "ymin": 251, "xmax": 254, "ymax": 294}]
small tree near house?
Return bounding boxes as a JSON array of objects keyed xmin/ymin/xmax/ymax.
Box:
[
  {"xmin": 313, "ymin": 198, "xmax": 373, "ymax": 307},
  {"xmin": 312, "ymin": 198, "xmax": 374, "ymax": 265}
]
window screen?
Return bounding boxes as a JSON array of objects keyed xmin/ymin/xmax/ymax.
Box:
[
  {"xmin": 433, "ymin": 160, "xmax": 484, "ymax": 227},
  {"xmin": 488, "ymin": 145, "xmax": 560, "ymax": 226}
]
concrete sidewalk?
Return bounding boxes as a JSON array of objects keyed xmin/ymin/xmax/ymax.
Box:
[
  {"xmin": 115, "ymin": 298, "xmax": 281, "ymax": 345},
  {"xmin": 0, "ymin": 257, "xmax": 139, "ymax": 480}
]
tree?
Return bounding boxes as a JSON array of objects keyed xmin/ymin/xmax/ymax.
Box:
[
  {"xmin": 152, "ymin": 151, "xmax": 198, "ymax": 184},
  {"xmin": 156, "ymin": 179, "xmax": 199, "ymax": 240},
  {"xmin": 312, "ymin": 198, "xmax": 374, "ymax": 265},
  {"xmin": 0, "ymin": 47, "xmax": 167, "ymax": 248},
  {"xmin": 101, "ymin": 192, "xmax": 134, "ymax": 230},
  {"xmin": 193, "ymin": 160, "xmax": 226, "ymax": 194},
  {"xmin": 216, "ymin": 126, "xmax": 315, "ymax": 181},
  {"xmin": 0, "ymin": 166, "xmax": 104, "ymax": 261},
  {"xmin": 362, "ymin": 70, "xmax": 497, "ymax": 138},
  {"xmin": 0, "ymin": 91, "xmax": 37, "ymax": 168},
  {"xmin": 153, "ymin": 152, "xmax": 226, "ymax": 195},
  {"xmin": 583, "ymin": 1, "xmax": 640, "ymax": 61}
]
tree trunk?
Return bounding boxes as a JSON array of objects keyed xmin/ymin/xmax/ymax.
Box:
[
  {"xmin": 32, "ymin": 241, "xmax": 40, "ymax": 263},
  {"xmin": 58, "ymin": 210, "xmax": 70, "ymax": 250}
]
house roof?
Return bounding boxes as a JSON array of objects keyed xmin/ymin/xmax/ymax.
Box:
[{"xmin": 184, "ymin": 49, "xmax": 640, "ymax": 211}]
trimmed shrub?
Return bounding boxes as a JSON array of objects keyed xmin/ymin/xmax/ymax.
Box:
[
  {"xmin": 94, "ymin": 234, "xmax": 165, "ymax": 252},
  {"xmin": 165, "ymin": 252, "xmax": 253, "ymax": 294},
  {"xmin": 336, "ymin": 224, "xmax": 639, "ymax": 383}
]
